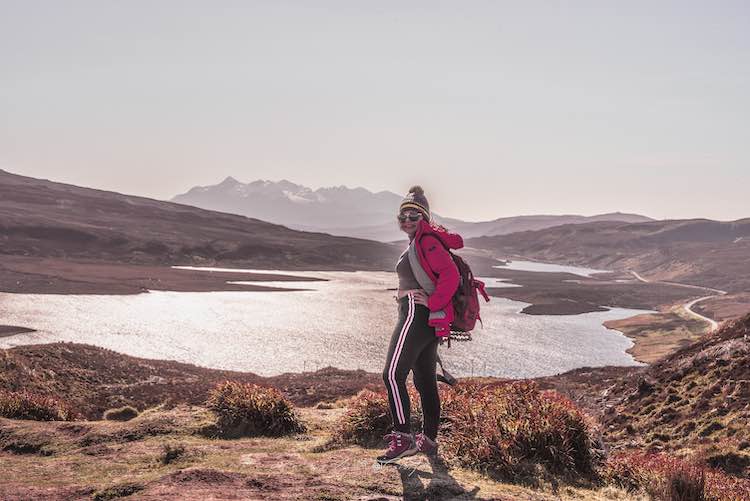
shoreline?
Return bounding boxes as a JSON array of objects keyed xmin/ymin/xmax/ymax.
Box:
[
  {"xmin": 481, "ymin": 264, "xmax": 730, "ymax": 365},
  {"xmin": 3, "ymin": 255, "xmax": 739, "ymax": 367},
  {"xmin": 0, "ymin": 256, "xmax": 323, "ymax": 295},
  {"xmin": 602, "ymin": 306, "xmax": 710, "ymax": 364},
  {"xmin": 0, "ymin": 325, "xmax": 36, "ymax": 338}
]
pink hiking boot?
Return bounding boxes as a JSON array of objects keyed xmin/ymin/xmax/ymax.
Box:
[
  {"xmin": 415, "ymin": 432, "xmax": 438, "ymax": 456},
  {"xmin": 376, "ymin": 431, "xmax": 418, "ymax": 464}
]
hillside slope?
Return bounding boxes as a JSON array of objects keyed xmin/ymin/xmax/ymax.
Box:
[
  {"xmin": 0, "ymin": 343, "xmax": 381, "ymax": 419},
  {"xmin": 0, "ymin": 169, "xmax": 399, "ymax": 271},
  {"xmin": 470, "ymin": 219, "xmax": 750, "ymax": 292},
  {"xmin": 602, "ymin": 313, "xmax": 750, "ymax": 475}
]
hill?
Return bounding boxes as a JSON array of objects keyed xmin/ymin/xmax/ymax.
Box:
[
  {"xmin": 601, "ymin": 312, "xmax": 750, "ymax": 476},
  {"xmin": 470, "ymin": 218, "xmax": 750, "ymax": 292},
  {"xmin": 470, "ymin": 218, "xmax": 750, "ymax": 321},
  {"xmin": 0, "ymin": 343, "xmax": 381, "ymax": 420},
  {"xmin": 442, "ymin": 212, "xmax": 653, "ymax": 240},
  {"xmin": 0, "ymin": 169, "xmax": 400, "ymax": 271}
]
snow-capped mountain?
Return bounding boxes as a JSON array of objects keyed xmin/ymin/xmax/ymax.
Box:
[
  {"xmin": 172, "ymin": 177, "xmax": 405, "ymax": 237},
  {"xmin": 172, "ymin": 177, "xmax": 653, "ymax": 242}
]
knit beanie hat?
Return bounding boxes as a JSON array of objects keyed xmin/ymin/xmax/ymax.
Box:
[{"xmin": 399, "ymin": 186, "xmax": 430, "ymax": 220}]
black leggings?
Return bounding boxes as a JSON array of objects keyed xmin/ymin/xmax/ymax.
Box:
[{"xmin": 382, "ymin": 293, "xmax": 440, "ymax": 440}]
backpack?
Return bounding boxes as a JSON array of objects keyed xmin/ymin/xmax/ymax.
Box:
[
  {"xmin": 415, "ymin": 233, "xmax": 490, "ymax": 342},
  {"xmin": 449, "ymin": 251, "xmax": 490, "ymax": 335}
]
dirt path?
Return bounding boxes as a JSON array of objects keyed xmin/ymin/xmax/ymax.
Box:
[{"xmin": 628, "ymin": 270, "xmax": 726, "ymax": 332}]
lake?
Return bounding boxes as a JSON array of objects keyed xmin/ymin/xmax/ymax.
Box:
[
  {"xmin": 496, "ymin": 259, "xmax": 610, "ymax": 277},
  {"xmin": 0, "ymin": 266, "xmax": 648, "ymax": 378}
]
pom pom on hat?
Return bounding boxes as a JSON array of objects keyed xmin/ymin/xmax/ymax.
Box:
[{"xmin": 399, "ymin": 185, "xmax": 430, "ymax": 220}]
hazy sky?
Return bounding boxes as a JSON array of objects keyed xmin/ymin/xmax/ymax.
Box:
[{"xmin": 1, "ymin": 1, "xmax": 748, "ymax": 222}]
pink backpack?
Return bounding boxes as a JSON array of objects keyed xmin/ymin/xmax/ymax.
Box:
[{"xmin": 448, "ymin": 252, "xmax": 490, "ymax": 336}]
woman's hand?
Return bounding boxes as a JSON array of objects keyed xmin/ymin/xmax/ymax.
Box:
[{"xmin": 411, "ymin": 290, "xmax": 429, "ymax": 307}]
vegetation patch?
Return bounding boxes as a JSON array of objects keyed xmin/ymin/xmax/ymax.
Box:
[
  {"xmin": 103, "ymin": 405, "xmax": 139, "ymax": 421},
  {"xmin": 334, "ymin": 380, "xmax": 597, "ymax": 483},
  {"xmin": 206, "ymin": 381, "xmax": 306, "ymax": 438},
  {"xmin": 91, "ymin": 482, "xmax": 144, "ymax": 500},
  {"xmin": 159, "ymin": 442, "xmax": 187, "ymax": 465},
  {"xmin": 1, "ymin": 437, "xmax": 51, "ymax": 455},
  {"xmin": 439, "ymin": 381, "xmax": 598, "ymax": 482},
  {"xmin": 605, "ymin": 451, "xmax": 750, "ymax": 501},
  {"xmin": 702, "ymin": 448, "xmax": 750, "ymax": 478},
  {"xmin": 0, "ymin": 390, "xmax": 74, "ymax": 421},
  {"xmin": 327, "ymin": 387, "xmax": 423, "ymax": 449}
]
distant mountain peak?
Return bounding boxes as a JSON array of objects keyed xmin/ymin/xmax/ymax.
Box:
[
  {"xmin": 171, "ymin": 176, "xmax": 655, "ymax": 241},
  {"xmin": 219, "ymin": 176, "xmax": 241, "ymax": 186}
]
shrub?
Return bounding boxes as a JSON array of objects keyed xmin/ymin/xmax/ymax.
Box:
[
  {"xmin": 439, "ymin": 381, "xmax": 596, "ymax": 481},
  {"xmin": 160, "ymin": 443, "xmax": 186, "ymax": 465},
  {"xmin": 336, "ymin": 380, "xmax": 595, "ymax": 481},
  {"xmin": 206, "ymin": 381, "xmax": 306, "ymax": 438},
  {"xmin": 0, "ymin": 390, "xmax": 74, "ymax": 421},
  {"xmin": 103, "ymin": 405, "xmax": 139, "ymax": 421},
  {"xmin": 604, "ymin": 451, "xmax": 750, "ymax": 501},
  {"xmin": 665, "ymin": 467, "xmax": 706, "ymax": 501},
  {"xmin": 334, "ymin": 387, "xmax": 423, "ymax": 448}
]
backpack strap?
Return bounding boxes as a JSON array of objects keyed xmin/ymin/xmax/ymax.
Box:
[
  {"xmin": 435, "ymin": 355, "xmax": 457, "ymax": 386},
  {"xmin": 473, "ymin": 279, "xmax": 490, "ymax": 302},
  {"xmin": 407, "ymin": 239, "xmax": 435, "ymax": 295},
  {"xmin": 407, "ymin": 239, "xmax": 451, "ymax": 327}
]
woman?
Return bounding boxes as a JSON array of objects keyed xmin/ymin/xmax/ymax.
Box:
[{"xmin": 377, "ymin": 185, "xmax": 463, "ymax": 464}]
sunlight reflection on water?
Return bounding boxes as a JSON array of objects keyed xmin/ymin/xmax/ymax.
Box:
[
  {"xmin": 496, "ymin": 260, "xmax": 610, "ymax": 277},
  {"xmin": 0, "ymin": 268, "xmax": 648, "ymax": 377}
]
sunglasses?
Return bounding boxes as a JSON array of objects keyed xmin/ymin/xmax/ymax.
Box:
[{"xmin": 397, "ymin": 213, "xmax": 423, "ymax": 223}]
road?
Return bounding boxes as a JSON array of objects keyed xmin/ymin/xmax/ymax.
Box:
[{"xmin": 628, "ymin": 270, "xmax": 726, "ymax": 331}]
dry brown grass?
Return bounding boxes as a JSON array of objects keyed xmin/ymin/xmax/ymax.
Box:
[{"xmin": 0, "ymin": 404, "xmax": 648, "ymax": 500}]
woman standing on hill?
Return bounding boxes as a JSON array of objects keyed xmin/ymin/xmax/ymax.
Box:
[{"xmin": 377, "ymin": 186, "xmax": 463, "ymax": 464}]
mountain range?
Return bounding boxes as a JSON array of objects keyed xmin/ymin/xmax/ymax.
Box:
[{"xmin": 171, "ymin": 177, "xmax": 653, "ymax": 241}]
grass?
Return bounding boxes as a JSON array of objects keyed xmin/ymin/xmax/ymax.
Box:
[
  {"xmin": 0, "ymin": 403, "xmax": 666, "ymax": 500},
  {"xmin": 604, "ymin": 451, "xmax": 750, "ymax": 501},
  {"xmin": 0, "ymin": 390, "xmax": 75, "ymax": 421},
  {"xmin": 206, "ymin": 381, "xmax": 307, "ymax": 438}
]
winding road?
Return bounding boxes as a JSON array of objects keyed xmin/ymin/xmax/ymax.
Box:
[{"xmin": 629, "ymin": 270, "xmax": 727, "ymax": 331}]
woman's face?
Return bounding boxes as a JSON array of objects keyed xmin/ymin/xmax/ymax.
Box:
[{"xmin": 398, "ymin": 210, "xmax": 423, "ymax": 238}]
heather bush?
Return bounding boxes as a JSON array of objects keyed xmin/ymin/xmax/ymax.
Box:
[
  {"xmin": 605, "ymin": 451, "xmax": 750, "ymax": 501},
  {"xmin": 336, "ymin": 380, "xmax": 596, "ymax": 481},
  {"xmin": 0, "ymin": 390, "xmax": 74, "ymax": 421},
  {"xmin": 103, "ymin": 405, "xmax": 139, "ymax": 421},
  {"xmin": 439, "ymin": 381, "xmax": 596, "ymax": 481},
  {"xmin": 206, "ymin": 381, "xmax": 306, "ymax": 438},
  {"xmin": 336, "ymin": 387, "xmax": 423, "ymax": 448}
]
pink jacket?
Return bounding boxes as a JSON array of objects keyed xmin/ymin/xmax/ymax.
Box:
[{"xmin": 411, "ymin": 219, "xmax": 463, "ymax": 336}]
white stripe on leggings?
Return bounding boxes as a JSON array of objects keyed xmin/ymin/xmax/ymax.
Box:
[{"xmin": 388, "ymin": 293, "xmax": 414, "ymax": 425}]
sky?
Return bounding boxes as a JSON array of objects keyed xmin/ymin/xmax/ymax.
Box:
[{"xmin": 1, "ymin": 1, "xmax": 748, "ymax": 222}]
